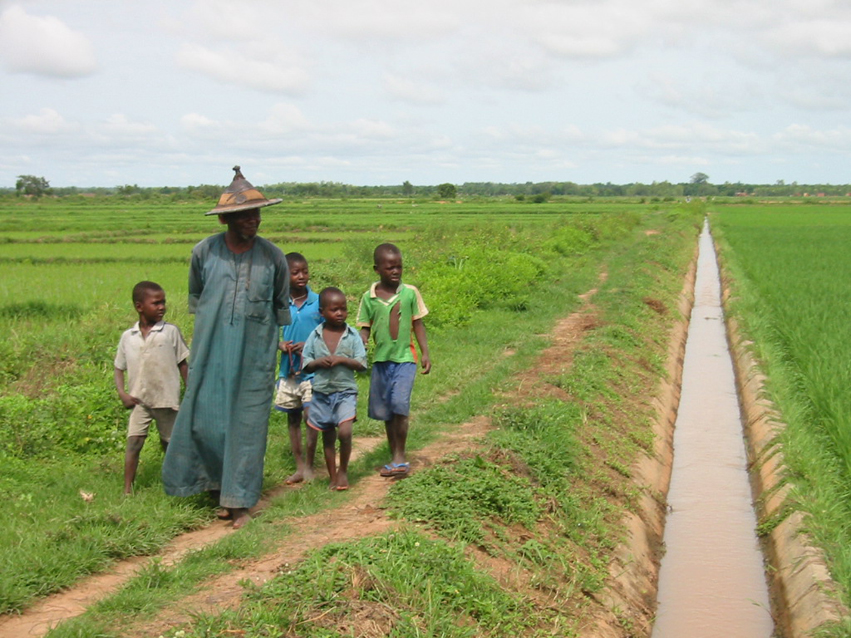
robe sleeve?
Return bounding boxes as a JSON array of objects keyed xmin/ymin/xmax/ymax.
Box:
[
  {"xmin": 188, "ymin": 243, "xmax": 204, "ymax": 314},
  {"xmin": 273, "ymin": 245, "xmax": 291, "ymax": 326}
]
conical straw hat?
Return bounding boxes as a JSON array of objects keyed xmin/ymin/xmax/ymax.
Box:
[{"xmin": 205, "ymin": 166, "xmax": 282, "ymax": 215}]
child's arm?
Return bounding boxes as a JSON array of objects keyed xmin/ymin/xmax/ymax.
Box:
[
  {"xmin": 330, "ymin": 356, "xmax": 367, "ymax": 372},
  {"xmin": 114, "ymin": 367, "xmax": 139, "ymax": 409},
  {"xmin": 178, "ymin": 359, "xmax": 189, "ymax": 385},
  {"xmin": 303, "ymin": 356, "xmax": 333, "ymax": 372},
  {"xmin": 356, "ymin": 292, "xmax": 372, "ymax": 347},
  {"xmin": 413, "ymin": 318, "xmax": 431, "ymax": 374}
]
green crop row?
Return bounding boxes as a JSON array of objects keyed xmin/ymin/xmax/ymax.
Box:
[{"xmin": 711, "ymin": 203, "xmax": 851, "ymax": 634}]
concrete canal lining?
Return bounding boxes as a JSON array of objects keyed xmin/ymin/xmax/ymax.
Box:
[{"xmin": 651, "ymin": 220, "xmax": 773, "ymax": 637}]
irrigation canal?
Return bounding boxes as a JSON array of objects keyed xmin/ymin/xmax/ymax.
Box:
[{"xmin": 651, "ymin": 220, "xmax": 774, "ymax": 637}]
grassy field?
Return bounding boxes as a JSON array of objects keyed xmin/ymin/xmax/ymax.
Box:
[
  {"xmin": 0, "ymin": 195, "xmax": 702, "ymax": 635},
  {"xmin": 711, "ymin": 203, "xmax": 851, "ymax": 632}
]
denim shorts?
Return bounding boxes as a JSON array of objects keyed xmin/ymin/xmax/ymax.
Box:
[
  {"xmin": 307, "ymin": 390, "xmax": 357, "ymax": 431},
  {"xmin": 368, "ymin": 361, "xmax": 417, "ymax": 421}
]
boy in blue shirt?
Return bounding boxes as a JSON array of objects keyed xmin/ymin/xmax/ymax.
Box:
[
  {"xmin": 275, "ymin": 253, "xmax": 322, "ymax": 484},
  {"xmin": 302, "ymin": 287, "xmax": 367, "ymax": 491}
]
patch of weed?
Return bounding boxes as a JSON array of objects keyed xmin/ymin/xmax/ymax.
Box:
[
  {"xmin": 158, "ymin": 529, "xmax": 544, "ymax": 638},
  {"xmin": 387, "ymin": 455, "xmax": 541, "ymax": 544}
]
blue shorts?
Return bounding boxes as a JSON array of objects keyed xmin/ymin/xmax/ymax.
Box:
[
  {"xmin": 368, "ymin": 361, "xmax": 417, "ymax": 422},
  {"xmin": 307, "ymin": 390, "xmax": 357, "ymax": 432}
]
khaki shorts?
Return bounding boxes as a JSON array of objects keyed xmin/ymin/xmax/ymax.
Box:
[
  {"xmin": 128, "ymin": 405, "xmax": 177, "ymax": 441},
  {"xmin": 274, "ymin": 377, "xmax": 313, "ymax": 412}
]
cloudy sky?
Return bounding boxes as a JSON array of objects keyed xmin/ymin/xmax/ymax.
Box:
[{"xmin": 2, "ymin": 0, "xmax": 851, "ymax": 188}]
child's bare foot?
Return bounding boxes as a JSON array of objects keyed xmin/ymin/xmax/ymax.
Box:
[
  {"xmin": 285, "ymin": 471, "xmax": 304, "ymax": 485},
  {"xmin": 285, "ymin": 468, "xmax": 315, "ymax": 485},
  {"xmin": 230, "ymin": 508, "xmax": 251, "ymax": 529},
  {"xmin": 335, "ymin": 471, "xmax": 349, "ymax": 491}
]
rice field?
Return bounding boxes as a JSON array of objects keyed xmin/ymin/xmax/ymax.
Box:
[
  {"xmin": 710, "ymin": 202, "xmax": 851, "ymax": 613},
  {"xmin": 0, "ymin": 193, "xmax": 703, "ymax": 627}
]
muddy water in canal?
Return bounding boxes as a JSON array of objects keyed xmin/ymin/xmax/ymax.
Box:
[{"xmin": 651, "ymin": 221, "xmax": 773, "ymax": 637}]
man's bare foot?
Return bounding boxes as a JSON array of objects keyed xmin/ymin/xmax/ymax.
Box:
[
  {"xmin": 230, "ymin": 508, "xmax": 251, "ymax": 529},
  {"xmin": 216, "ymin": 508, "xmax": 232, "ymax": 520}
]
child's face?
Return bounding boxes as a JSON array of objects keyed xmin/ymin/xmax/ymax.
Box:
[
  {"xmin": 135, "ymin": 289, "xmax": 166, "ymax": 324},
  {"xmin": 374, "ymin": 252, "xmax": 402, "ymax": 287},
  {"xmin": 289, "ymin": 260, "xmax": 309, "ymax": 294},
  {"xmin": 321, "ymin": 294, "xmax": 348, "ymax": 328}
]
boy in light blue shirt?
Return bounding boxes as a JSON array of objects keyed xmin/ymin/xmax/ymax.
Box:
[
  {"xmin": 302, "ymin": 287, "xmax": 367, "ymax": 491},
  {"xmin": 275, "ymin": 253, "xmax": 322, "ymax": 484}
]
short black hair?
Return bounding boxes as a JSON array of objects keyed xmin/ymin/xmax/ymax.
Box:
[
  {"xmin": 132, "ymin": 281, "xmax": 163, "ymax": 304},
  {"xmin": 318, "ymin": 286, "xmax": 346, "ymax": 309},
  {"xmin": 286, "ymin": 252, "xmax": 308, "ymax": 267},
  {"xmin": 373, "ymin": 243, "xmax": 401, "ymax": 265}
]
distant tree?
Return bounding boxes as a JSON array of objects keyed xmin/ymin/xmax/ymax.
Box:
[
  {"xmin": 437, "ymin": 183, "xmax": 456, "ymax": 199},
  {"xmin": 15, "ymin": 175, "xmax": 51, "ymax": 198},
  {"xmin": 117, "ymin": 184, "xmax": 141, "ymax": 196},
  {"xmin": 402, "ymin": 180, "xmax": 414, "ymax": 197},
  {"xmin": 690, "ymin": 172, "xmax": 709, "ymax": 185}
]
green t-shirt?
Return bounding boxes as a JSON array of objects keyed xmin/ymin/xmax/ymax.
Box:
[{"xmin": 356, "ymin": 282, "xmax": 428, "ymax": 363}]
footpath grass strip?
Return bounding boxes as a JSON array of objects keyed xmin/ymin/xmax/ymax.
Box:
[
  {"xmin": 711, "ymin": 204, "xmax": 851, "ymax": 636},
  {"xmin": 86, "ymin": 206, "xmax": 702, "ymax": 638}
]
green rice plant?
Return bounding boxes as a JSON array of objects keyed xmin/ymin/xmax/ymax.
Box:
[{"xmin": 711, "ymin": 203, "xmax": 851, "ymax": 623}]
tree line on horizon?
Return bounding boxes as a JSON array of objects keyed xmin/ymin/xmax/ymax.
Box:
[{"xmin": 6, "ymin": 173, "xmax": 851, "ymax": 201}]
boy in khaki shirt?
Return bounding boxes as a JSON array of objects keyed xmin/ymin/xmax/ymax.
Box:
[{"xmin": 115, "ymin": 281, "xmax": 189, "ymax": 494}]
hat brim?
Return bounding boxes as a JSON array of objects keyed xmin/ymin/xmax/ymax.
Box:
[{"xmin": 205, "ymin": 198, "xmax": 283, "ymax": 216}]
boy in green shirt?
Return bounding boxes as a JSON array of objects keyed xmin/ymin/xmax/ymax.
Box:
[{"xmin": 357, "ymin": 243, "xmax": 431, "ymax": 477}]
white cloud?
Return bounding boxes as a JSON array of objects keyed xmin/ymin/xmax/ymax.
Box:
[
  {"xmin": 765, "ymin": 19, "xmax": 851, "ymax": 58},
  {"xmin": 0, "ymin": 5, "xmax": 96, "ymax": 77},
  {"xmin": 176, "ymin": 43, "xmax": 309, "ymax": 94},
  {"xmin": 637, "ymin": 72, "xmax": 762, "ymax": 118},
  {"xmin": 601, "ymin": 123, "xmax": 762, "ymax": 155},
  {"xmin": 259, "ymin": 103, "xmax": 311, "ymax": 135},
  {"xmin": 101, "ymin": 114, "xmax": 158, "ymax": 138},
  {"xmin": 383, "ymin": 74, "xmax": 444, "ymax": 105},
  {"xmin": 181, "ymin": 113, "xmax": 222, "ymax": 132},
  {"xmin": 351, "ymin": 118, "xmax": 395, "ymax": 140},
  {"xmin": 287, "ymin": 0, "xmax": 460, "ymax": 40},
  {"xmin": 9, "ymin": 108, "xmax": 78, "ymax": 135},
  {"xmin": 774, "ymin": 124, "xmax": 851, "ymax": 150}
]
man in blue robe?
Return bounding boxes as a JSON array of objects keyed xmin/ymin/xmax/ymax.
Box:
[{"xmin": 163, "ymin": 166, "xmax": 290, "ymax": 528}]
